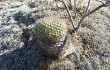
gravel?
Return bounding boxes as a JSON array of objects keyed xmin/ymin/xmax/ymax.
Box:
[{"xmin": 0, "ymin": 0, "xmax": 110, "ymax": 70}]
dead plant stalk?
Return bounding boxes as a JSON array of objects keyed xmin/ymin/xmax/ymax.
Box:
[{"xmin": 60, "ymin": 0, "xmax": 110, "ymax": 33}]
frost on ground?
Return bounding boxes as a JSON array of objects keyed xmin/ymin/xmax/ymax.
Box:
[{"xmin": 0, "ymin": 0, "xmax": 110, "ymax": 70}]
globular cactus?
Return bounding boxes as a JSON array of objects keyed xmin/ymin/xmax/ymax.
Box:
[{"xmin": 35, "ymin": 17, "xmax": 67, "ymax": 44}]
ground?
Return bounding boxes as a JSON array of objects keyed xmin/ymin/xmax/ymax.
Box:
[{"xmin": 0, "ymin": 0, "xmax": 110, "ymax": 70}]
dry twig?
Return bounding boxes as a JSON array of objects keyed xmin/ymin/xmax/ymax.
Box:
[
  {"xmin": 75, "ymin": 0, "xmax": 110, "ymax": 31},
  {"xmin": 73, "ymin": 0, "xmax": 77, "ymax": 20},
  {"xmin": 60, "ymin": 0, "xmax": 75, "ymax": 30},
  {"xmin": 85, "ymin": 0, "xmax": 91, "ymax": 13},
  {"xmin": 59, "ymin": 0, "xmax": 110, "ymax": 34}
]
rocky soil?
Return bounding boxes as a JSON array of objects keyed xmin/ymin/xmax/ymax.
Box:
[{"xmin": 0, "ymin": 0, "xmax": 110, "ymax": 70}]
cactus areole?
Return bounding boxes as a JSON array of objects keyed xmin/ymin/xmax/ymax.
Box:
[{"xmin": 35, "ymin": 17, "xmax": 67, "ymax": 44}]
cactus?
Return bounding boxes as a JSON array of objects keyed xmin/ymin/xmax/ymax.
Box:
[{"xmin": 35, "ymin": 17, "xmax": 67, "ymax": 44}]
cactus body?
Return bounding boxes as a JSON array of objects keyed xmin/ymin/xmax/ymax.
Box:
[{"xmin": 35, "ymin": 17, "xmax": 67, "ymax": 44}]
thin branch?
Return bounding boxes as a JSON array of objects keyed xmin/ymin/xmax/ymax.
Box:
[
  {"xmin": 68, "ymin": 0, "xmax": 72, "ymax": 10},
  {"xmin": 73, "ymin": 0, "xmax": 77, "ymax": 19},
  {"xmin": 60, "ymin": 0, "xmax": 75, "ymax": 30},
  {"xmin": 75, "ymin": 0, "xmax": 110, "ymax": 32},
  {"xmin": 85, "ymin": 0, "xmax": 91, "ymax": 13}
]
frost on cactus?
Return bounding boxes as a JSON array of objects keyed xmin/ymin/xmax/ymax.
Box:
[{"xmin": 35, "ymin": 17, "xmax": 67, "ymax": 44}]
